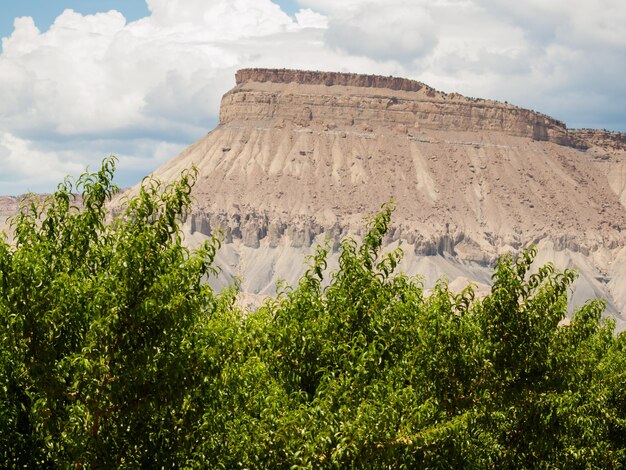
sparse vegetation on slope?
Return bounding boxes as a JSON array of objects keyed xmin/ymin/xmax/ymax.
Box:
[{"xmin": 1, "ymin": 159, "xmax": 625, "ymax": 468}]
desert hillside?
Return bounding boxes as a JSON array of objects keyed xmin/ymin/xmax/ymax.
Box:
[
  {"xmin": 3, "ymin": 69, "xmax": 626, "ymax": 327},
  {"xmin": 144, "ymin": 69, "xmax": 626, "ymax": 327}
]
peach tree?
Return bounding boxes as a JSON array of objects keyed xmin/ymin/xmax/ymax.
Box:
[{"xmin": 0, "ymin": 158, "xmax": 624, "ymax": 467}]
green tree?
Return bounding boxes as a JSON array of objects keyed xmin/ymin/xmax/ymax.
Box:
[
  {"xmin": 239, "ymin": 206, "xmax": 626, "ymax": 468},
  {"xmin": 0, "ymin": 157, "xmax": 235, "ymax": 467},
  {"xmin": 1, "ymin": 158, "xmax": 624, "ymax": 468}
]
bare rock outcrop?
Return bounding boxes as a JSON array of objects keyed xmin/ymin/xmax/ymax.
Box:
[
  {"xmin": 225, "ymin": 68, "xmax": 574, "ymax": 147},
  {"xmin": 570, "ymin": 129, "xmax": 626, "ymax": 151}
]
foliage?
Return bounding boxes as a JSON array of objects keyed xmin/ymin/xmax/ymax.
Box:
[
  {"xmin": 0, "ymin": 158, "xmax": 228, "ymax": 467},
  {"xmin": 0, "ymin": 158, "xmax": 625, "ymax": 468}
]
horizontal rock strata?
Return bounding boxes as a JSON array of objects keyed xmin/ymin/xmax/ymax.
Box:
[{"xmin": 228, "ymin": 68, "xmax": 577, "ymax": 146}]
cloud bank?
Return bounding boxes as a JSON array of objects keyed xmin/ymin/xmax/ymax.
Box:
[{"xmin": 0, "ymin": 0, "xmax": 624, "ymax": 193}]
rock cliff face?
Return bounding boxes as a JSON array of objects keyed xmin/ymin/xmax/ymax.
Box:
[
  {"xmin": 235, "ymin": 68, "xmax": 432, "ymax": 92},
  {"xmin": 223, "ymin": 69, "xmax": 576, "ymax": 147},
  {"xmin": 570, "ymin": 129, "xmax": 626, "ymax": 151}
]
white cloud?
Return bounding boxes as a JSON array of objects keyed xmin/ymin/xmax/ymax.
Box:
[
  {"xmin": 477, "ymin": 0, "xmax": 626, "ymax": 49},
  {"xmin": 294, "ymin": 9, "xmax": 328, "ymax": 29},
  {"xmin": 0, "ymin": 10, "xmax": 143, "ymax": 137},
  {"xmin": 145, "ymin": 0, "xmax": 293, "ymax": 36},
  {"xmin": 324, "ymin": 1, "xmax": 438, "ymax": 61},
  {"xmin": 0, "ymin": 131, "xmax": 187, "ymax": 195},
  {"xmin": 0, "ymin": 1, "xmax": 324, "ymax": 193},
  {"xmin": 294, "ymin": 0, "xmax": 364, "ymax": 14},
  {"xmin": 0, "ymin": 132, "xmax": 84, "ymax": 194},
  {"xmin": 0, "ymin": 0, "xmax": 624, "ymax": 193}
]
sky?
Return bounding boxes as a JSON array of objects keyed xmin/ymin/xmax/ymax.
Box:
[{"xmin": 0, "ymin": 0, "xmax": 624, "ymax": 194}]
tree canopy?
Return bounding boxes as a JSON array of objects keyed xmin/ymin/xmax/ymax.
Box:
[{"xmin": 1, "ymin": 158, "xmax": 624, "ymax": 468}]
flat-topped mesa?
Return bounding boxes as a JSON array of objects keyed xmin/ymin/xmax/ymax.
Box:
[{"xmin": 224, "ymin": 68, "xmax": 575, "ymax": 147}]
